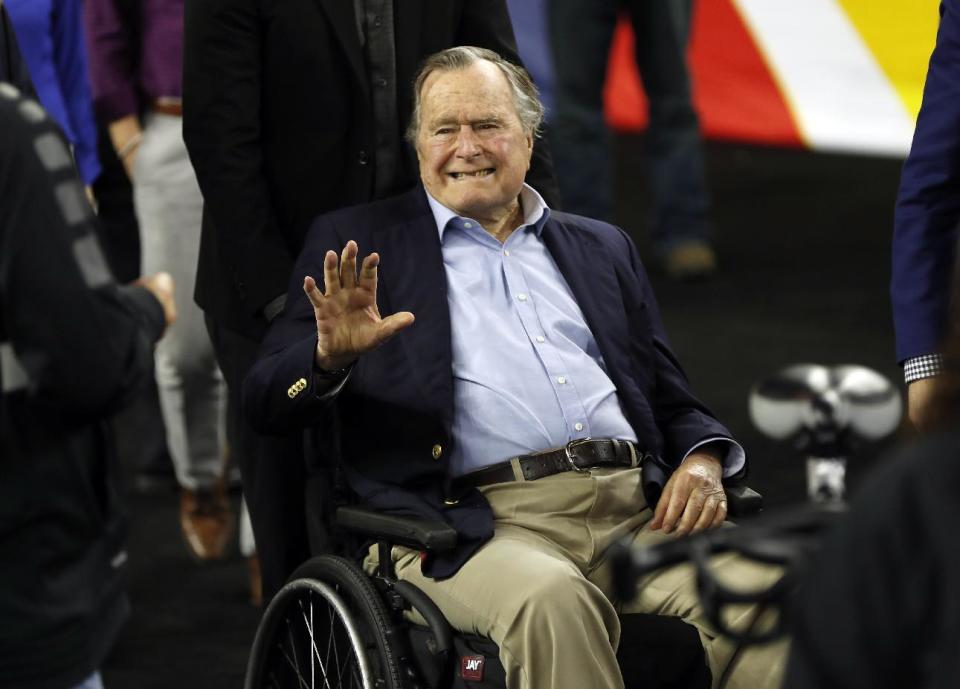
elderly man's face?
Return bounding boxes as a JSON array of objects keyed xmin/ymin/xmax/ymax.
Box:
[{"xmin": 415, "ymin": 60, "xmax": 534, "ymax": 221}]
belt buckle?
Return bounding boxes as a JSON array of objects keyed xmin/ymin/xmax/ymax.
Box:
[{"xmin": 564, "ymin": 437, "xmax": 594, "ymax": 472}]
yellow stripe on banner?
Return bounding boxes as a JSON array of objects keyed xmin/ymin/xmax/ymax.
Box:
[{"xmin": 836, "ymin": 0, "xmax": 941, "ymax": 119}]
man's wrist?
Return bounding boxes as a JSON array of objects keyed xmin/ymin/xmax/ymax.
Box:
[{"xmin": 904, "ymin": 354, "xmax": 943, "ymax": 384}]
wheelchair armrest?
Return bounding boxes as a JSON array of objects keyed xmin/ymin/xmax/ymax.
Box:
[
  {"xmin": 335, "ymin": 506, "xmax": 459, "ymax": 552},
  {"xmin": 725, "ymin": 485, "xmax": 763, "ymax": 518}
]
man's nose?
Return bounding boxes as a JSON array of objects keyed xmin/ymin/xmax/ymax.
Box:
[{"xmin": 454, "ymin": 126, "xmax": 482, "ymax": 156}]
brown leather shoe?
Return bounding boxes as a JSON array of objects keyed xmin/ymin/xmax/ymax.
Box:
[
  {"xmin": 664, "ymin": 241, "xmax": 718, "ymax": 281},
  {"xmin": 180, "ymin": 485, "xmax": 234, "ymax": 561}
]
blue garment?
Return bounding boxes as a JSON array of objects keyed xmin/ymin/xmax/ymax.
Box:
[
  {"xmin": 427, "ymin": 186, "xmax": 637, "ymax": 475},
  {"xmin": 426, "ymin": 186, "xmax": 743, "ymax": 476},
  {"xmin": 5, "ymin": 0, "xmax": 101, "ymax": 185},
  {"xmin": 891, "ymin": 0, "xmax": 960, "ymax": 363}
]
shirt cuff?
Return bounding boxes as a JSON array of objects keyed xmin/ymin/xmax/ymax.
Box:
[
  {"xmin": 903, "ymin": 354, "xmax": 944, "ymax": 384},
  {"xmin": 682, "ymin": 437, "xmax": 746, "ymax": 479}
]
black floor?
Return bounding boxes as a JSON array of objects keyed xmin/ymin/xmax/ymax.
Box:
[{"xmin": 101, "ymin": 135, "xmax": 909, "ymax": 688}]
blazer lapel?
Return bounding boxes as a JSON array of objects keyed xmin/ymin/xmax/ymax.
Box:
[
  {"xmin": 314, "ymin": 0, "xmax": 369, "ymax": 99},
  {"xmin": 542, "ymin": 218, "xmax": 634, "ymax": 386},
  {"xmin": 371, "ymin": 190, "xmax": 455, "ymax": 428}
]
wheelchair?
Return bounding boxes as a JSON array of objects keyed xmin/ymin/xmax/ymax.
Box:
[{"xmin": 243, "ymin": 485, "xmax": 765, "ymax": 689}]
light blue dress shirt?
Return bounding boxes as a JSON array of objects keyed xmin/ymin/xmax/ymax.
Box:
[{"xmin": 426, "ymin": 185, "xmax": 744, "ymax": 478}]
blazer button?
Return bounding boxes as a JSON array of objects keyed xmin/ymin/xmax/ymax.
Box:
[
  {"xmin": 431, "ymin": 444, "xmax": 443, "ymax": 460},
  {"xmin": 358, "ymin": 150, "xmax": 369, "ymax": 165}
]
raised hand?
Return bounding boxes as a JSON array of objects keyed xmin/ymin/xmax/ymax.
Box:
[{"xmin": 303, "ymin": 240, "xmax": 415, "ymax": 371}]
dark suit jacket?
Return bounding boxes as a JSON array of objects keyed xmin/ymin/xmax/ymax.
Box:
[
  {"xmin": 243, "ymin": 186, "xmax": 734, "ymax": 577},
  {"xmin": 183, "ymin": 0, "xmax": 560, "ymax": 341},
  {"xmin": 892, "ymin": 0, "xmax": 960, "ymax": 362}
]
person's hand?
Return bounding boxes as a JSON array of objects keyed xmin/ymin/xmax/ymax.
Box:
[
  {"xmin": 137, "ymin": 271, "xmax": 177, "ymax": 328},
  {"xmin": 907, "ymin": 376, "xmax": 940, "ymax": 431},
  {"xmin": 304, "ymin": 240, "xmax": 415, "ymax": 371},
  {"xmin": 650, "ymin": 451, "xmax": 726, "ymax": 536},
  {"xmin": 108, "ymin": 114, "xmax": 142, "ymax": 180}
]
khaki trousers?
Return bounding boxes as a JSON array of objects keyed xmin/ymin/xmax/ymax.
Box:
[{"xmin": 366, "ymin": 468, "xmax": 787, "ymax": 689}]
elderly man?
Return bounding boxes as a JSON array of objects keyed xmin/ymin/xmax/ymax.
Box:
[{"xmin": 244, "ymin": 46, "xmax": 785, "ymax": 689}]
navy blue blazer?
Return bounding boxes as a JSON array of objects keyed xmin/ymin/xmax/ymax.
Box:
[
  {"xmin": 244, "ymin": 186, "xmax": 734, "ymax": 577},
  {"xmin": 892, "ymin": 0, "xmax": 960, "ymax": 363}
]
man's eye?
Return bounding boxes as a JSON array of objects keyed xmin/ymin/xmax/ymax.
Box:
[
  {"xmin": 477, "ymin": 123, "xmax": 498, "ymax": 130},
  {"xmin": 435, "ymin": 128, "xmax": 454, "ymax": 135}
]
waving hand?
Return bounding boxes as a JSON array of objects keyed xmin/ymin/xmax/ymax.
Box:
[{"xmin": 303, "ymin": 240, "xmax": 415, "ymax": 371}]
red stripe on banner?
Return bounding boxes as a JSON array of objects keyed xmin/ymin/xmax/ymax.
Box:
[{"xmin": 604, "ymin": 0, "xmax": 803, "ymax": 147}]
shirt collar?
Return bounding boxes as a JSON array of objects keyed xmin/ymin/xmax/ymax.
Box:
[{"xmin": 425, "ymin": 184, "xmax": 551, "ymax": 242}]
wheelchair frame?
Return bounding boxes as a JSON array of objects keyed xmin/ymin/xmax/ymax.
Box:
[{"xmin": 244, "ymin": 487, "xmax": 764, "ymax": 689}]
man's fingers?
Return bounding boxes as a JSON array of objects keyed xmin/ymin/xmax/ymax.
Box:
[
  {"xmin": 649, "ymin": 482, "xmax": 672, "ymax": 530},
  {"xmin": 303, "ymin": 275, "xmax": 325, "ymax": 308},
  {"xmin": 323, "ymin": 250, "xmax": 340, "ymax": 296},
  {"xmin": 377, "ymin": 311, "xmax": 416, "ymax": 341},
  {"xmin": 712, "ymin": 499, "xmax": 728, "ymax": 529},
  {"xmin": 358, "ymin": 253, "xmax": 380, "ymax": 292},
  {"xmin": 690, "ymin": 495, "xmax": 720, "ymax": 534},
  {"xmin": 659, "ymin": 484, "xmax": 688, "ymax": 534},
  {"xmin": 675, "ymin": 490, "xmax": 706, "ymax": 536},
  {"xmin": 340, "ymin": 241, "xmax": 359, "ymax": 289}
]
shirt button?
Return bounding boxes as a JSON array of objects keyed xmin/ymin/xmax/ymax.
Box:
[
  {"xmin": 504, "ymin": 250, "xmax": 510, "ymax": 256},
  {"xmin": 358, "ymin": 150, "xmax": 369, "ymax": 165},
  {"xmin": 373, "ymin": 15, "xmax": 382, "ymax": 27},
  {"xmin": 536, "ymin": 335, "xmax": 545, "ymax": 343},
  {"xmin": 517, "ymin": 293, "xmax": 527, "ymax": 301},
  {"xmin": 557, "ymin": 376, "xmax": 566, "ymax": 385},
  {"xmin": 463, "ymin": 222, "xmax": 473, "ymax": 228},
  {"xmin": 376, "ymin": 77, "xmax": 387, "ymax": 88},
  {"xmin": 431, "ymin": 444, "xmax": 443, "ymax": 460},
  {"xmin": 574, "ymin": 422, "xmax": 584, "ymax": 432}
]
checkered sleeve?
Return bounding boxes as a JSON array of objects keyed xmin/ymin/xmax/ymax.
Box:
[{"xmin": 903, "ymin": 354, "xmax": 944, "ymax": 384}]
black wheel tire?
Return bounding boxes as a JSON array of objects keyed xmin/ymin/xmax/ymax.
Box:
[{"xmin": 245, "ymin": 555, "xmax": 404, "ymax": 689}]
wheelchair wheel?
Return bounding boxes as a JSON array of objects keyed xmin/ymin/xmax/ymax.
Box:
[{"xmin": 245, "ymin": 555, "xmax": 404, "ymax": 689}]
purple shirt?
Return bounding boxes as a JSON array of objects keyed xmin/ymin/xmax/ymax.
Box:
[{"xmin": 84, "ymin": 0, "xmax": 183, "ymax": 121}]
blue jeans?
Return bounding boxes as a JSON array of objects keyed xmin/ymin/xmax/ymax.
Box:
[
  {"xmin": 73, "ymin": 672, "xmax": 104, "ymax": 689},
  {"xmin": 548, "ymin": 0, "xmax": 713, "ymax": 255}
]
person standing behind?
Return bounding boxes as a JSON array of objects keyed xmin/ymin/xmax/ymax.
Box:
[
  {"xmin": 0, "ymin": 82, "xmax": 174, "ymax": 689},
  {"xmin": 548, "ymin": 0, "xmax": 717, "ymax": 280},
  {"xmin": 182, "ymin": 0, "xmax": 560, "ymax": 600},
  {"xmin": 891, "ymin": 0, "xmax": 960, "ymax": 432},
  {"xmin": 4, "ymin": 0, "xmax": 101, "ymax": 190},
  {"xmin": 85, "ymin": 0, "xmax": 233, "ymax": 562}
]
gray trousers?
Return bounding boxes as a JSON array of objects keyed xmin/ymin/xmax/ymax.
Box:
[
  {"xmin": 133, "ymin": 113, "xmax": 225, "ymax": 490},
  {"xmin": 368, "ymin": 468, "xmax": 787, "ymax": 689}
]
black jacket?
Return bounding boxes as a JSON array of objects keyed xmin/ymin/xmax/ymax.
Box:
[
  {"xmin": 183, "ymin": 0, "xmax": 560, "ymax": 340},
  {"xmin": 0, "ymin": 87, "xmax": 164, "ymax": 689}
]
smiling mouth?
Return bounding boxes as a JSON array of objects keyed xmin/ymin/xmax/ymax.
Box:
[{"xmin": 449, "ymin": 168, "xmax": 495, "ymax": 180}]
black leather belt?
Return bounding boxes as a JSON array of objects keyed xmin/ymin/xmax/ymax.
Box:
[{"xmin": 450, "ymin": 438, "xmax": 639, "ymax": 494}]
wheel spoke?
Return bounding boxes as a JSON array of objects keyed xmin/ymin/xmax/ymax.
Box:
[{"xmin": 298, "ymin": 598, "xmax": 334, "ymax": 689}]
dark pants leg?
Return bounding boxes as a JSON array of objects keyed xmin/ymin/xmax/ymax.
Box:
[
  {"xmin": 204, "ymin": 315, "xmax": 311, "ymax": 600},
  {"xmin": 548, "ymin": 0, "xmax": 620, "ymax": 222},
  {"xmin": 626, "ymin": 0, "xmax": 713, "ymax": 254}
]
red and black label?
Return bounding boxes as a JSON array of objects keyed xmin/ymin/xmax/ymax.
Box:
[{"xmin": 460, "ymin": 655, "xmax": 485, "ymax": 682}]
